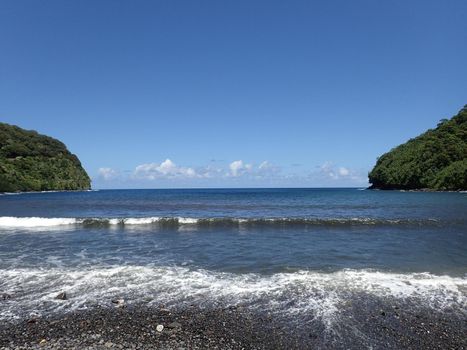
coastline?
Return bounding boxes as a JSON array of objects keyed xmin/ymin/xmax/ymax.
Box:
[
  {"xmin": 3, "ymin": 188, "xmax": 466, "ymax": 196},
  {"xmin": 367, "ymin": 187, "xmax": 466, "ymax": 193},
  {"xmin": 1, "ymin": 297, "xmax": 465, "ymax": 350},
  {"xmin": 0, "ymin": 189, "xmax": 97, "ymax": 196}
]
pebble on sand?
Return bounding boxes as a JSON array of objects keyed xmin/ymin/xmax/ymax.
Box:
[
  {"xmin": 156, "ymin": 324, "xmax": 164, "ymax": 332},
  {"xmin": 111, "ymin": 298, "xmax": 125, "ymax": 308},
  {"xmin": 55, "ymin": 292, "xmax": 67, "ymax": 300}
]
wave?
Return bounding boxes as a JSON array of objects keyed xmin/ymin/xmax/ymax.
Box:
[
  {"xmin": 0, "ymin": 216, "xmax": 441, "ymax": 229},
  {"xmin": 0, "ymin": 189, "xmax": 99, "ymax": 196},
  {"xmin": 0, "ymin": 267, "xmax": 465, "ymax": 323}
]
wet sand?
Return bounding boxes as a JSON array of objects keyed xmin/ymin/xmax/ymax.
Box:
[{"xmin": 0, "ymin": 295, "xmax": 465, "ymax": 349}]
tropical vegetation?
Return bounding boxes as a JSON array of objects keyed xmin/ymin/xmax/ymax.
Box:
[
  {"xmin": 0, "ymin": 123, "xmax": 91, "ymax": 192},
  {"xmin": 368, "ymin": 105, "xmax": 466, "ymax": 190}
]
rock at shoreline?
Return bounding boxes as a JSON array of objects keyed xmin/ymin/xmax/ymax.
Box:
[
  {"xmin": 111, "ymin": 298, "xmax": 125, "ymax": 308},
  {"xmin": 55, "ymin": 292, "xmax": 67, "ymax": 300}
]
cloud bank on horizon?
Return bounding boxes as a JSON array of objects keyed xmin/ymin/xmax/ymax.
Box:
[{"xmin": 94, "ymin": 159, "xmax": 367, "ymax": 188}]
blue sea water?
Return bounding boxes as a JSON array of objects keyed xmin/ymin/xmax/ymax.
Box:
[{"xmin": 0, "ymin": 188, "xmax": 466, "ymax": 324}]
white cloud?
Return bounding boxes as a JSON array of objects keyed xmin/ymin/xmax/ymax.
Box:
[
  {"xmin": 259, "ymin": 161, "xmax": 270, "ymax": 170},
  {"xmin": 134, "ymin": 159, "xmax": 199, "ymax": 180},
  {"xmin": 229, "ymin": 160, "xmax": 243, "ymax": 177},
  {"xmin": 320, "ymin": 161, "xmax": 337, "ymax": 179},
  {"xmin": 157, "ymin": 159, "xmax": 177, "ymax": 175},
  {"xmin": 338, "ymin": 167, "xmax": 350, "ymax": 176},
  {"xmin": 132, "ymin": 159, "xmax": 280, "ymax": 180},
  {"xmin": 226, "ymin": 160, "xmax": 283, "ymax": 179},
  {"xmin": 96, "ymin": 159, "xmax": 367, "ymax": 187},
  {"xmin": 318, "ymin": 161, "xmax": 366, "ymax": 184},
  {"xmin": 196, "ymin": 164, "xmax": 224, "ymax": 178},
  {"xmin": 229, "ymin": 160, "xmax": 253, "ymax": 177},
  {"xmin": 97, "ymin": 167, "xmax": 119, "ymax": 180}
]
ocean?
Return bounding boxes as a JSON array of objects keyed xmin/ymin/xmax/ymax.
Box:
[{"xmin": 0, "ymin": 188, "xmax": 466, "ymax": 347}]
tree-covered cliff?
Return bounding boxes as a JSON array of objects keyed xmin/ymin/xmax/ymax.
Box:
[
  {"xmin": 368, "ymin": 106, "xmax": 467, "ymax": 191},
  {"xmin": 0, "ymin": 123, "xmax": 91, "ymax": 192}
]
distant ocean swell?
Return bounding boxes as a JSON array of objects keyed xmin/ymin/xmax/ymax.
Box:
[
  {"xmin": 0, "ymin": 267, "xmax": 465, "ymax": 324},
  {"xmin": 0, "ymin": 216, "xmax": 443, "ymax": 229}
]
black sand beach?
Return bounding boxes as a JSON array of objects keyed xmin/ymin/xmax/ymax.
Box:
[{"xmin": 1, "ymin": 295, "xmax": 465, "ymax": 350}]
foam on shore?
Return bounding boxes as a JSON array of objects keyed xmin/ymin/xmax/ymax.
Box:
[{"xmin": 0, "ymin": 267, "xmax": 465, "ymax": 325}]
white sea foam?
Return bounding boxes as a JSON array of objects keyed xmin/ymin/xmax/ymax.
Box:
[
  {"xmin": 0, "ymin": 216, "xmax": 77, "ymax": 227},
  {"xmin": 0, "ymin": 267, "xmax": 465, "ymax": 324},
  {"xmin": 107, "ymin": 218, "xmax": 121, "ymax": 225},
  {"xmin": 177, "ymin": 217, "xmax": 198, "ymax": 224},
  {"xmin": 123, "ymin": 217, "xmax": 160, "ymax": 225}
]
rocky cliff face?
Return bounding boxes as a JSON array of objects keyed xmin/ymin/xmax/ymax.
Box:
[
  {"xmin": 0, "ymin": 123, "xmax": 91, "ymax": 192},
  {"xmin": 368, "ymin": 106, "xmax": 467, "ymax": 191}
]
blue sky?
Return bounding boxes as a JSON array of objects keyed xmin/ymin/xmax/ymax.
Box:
[{"xmin": 1, "ymin": 0, "xmax": 466, "ymax": 188}]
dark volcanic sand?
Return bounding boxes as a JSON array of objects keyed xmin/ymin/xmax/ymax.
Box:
[{"xmin": 0, "ymin": 297, "xmax": 466, "ymax": 349}]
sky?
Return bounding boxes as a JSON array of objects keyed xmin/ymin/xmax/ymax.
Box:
[{"xmin": 1, "ymin": 0, "xmax": 466, "ymax": 188}]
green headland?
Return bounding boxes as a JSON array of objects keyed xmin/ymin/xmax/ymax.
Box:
[
  {"xmin": 369, "ymin": 106, "xmax": 467, "ymax": 191},
  {"xmin": 0, "ymin": 123, "xmax": 91, "ymax": 192}
]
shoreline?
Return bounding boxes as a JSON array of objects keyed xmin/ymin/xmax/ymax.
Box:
[
  {"xmin": 0, "ymin": 189, "xmax": 97, "ymax": 196},
  {"xmin": 2, "ymin": 188, "xmax": 465, "ymax": 196},
  {"xmin": 367, "ymin": 187, "xmax": 466, "ymax": 193},
  {"xmin": 1, "ymin": 297, "xmax": 465, "ymax": 350}
]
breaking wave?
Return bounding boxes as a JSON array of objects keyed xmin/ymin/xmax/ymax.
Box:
[
  {"xmin": 0, "ymin": 267, "xmax": 465, "ymax": 325},
  {"xmin": 0, "ymin": 216, "xmax": 441, "ymax": 229}
]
